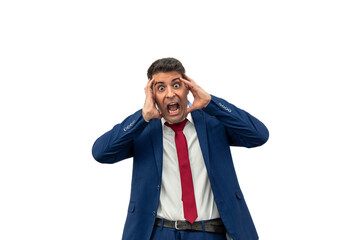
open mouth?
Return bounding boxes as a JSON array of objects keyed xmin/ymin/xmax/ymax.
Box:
[{"xmin": 167, "ymin": 102, "xmax": 180, "ymax": 115}]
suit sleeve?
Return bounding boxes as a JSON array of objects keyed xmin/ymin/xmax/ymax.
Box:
[
  {"xmin": 203, "ymin": 95, "xmax": 269, "ymax": 148},
  {"xmin": 92, "ymin": 109, "xmax": 150, "ymax": 164}
]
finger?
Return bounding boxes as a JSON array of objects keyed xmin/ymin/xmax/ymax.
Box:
[
  {"xmin": 145, "ymin": 79, "xmax": 155, "ymax": 94},
  {"xmin": 149, "ymin": 78, "xmax": 155, "ymax": 89},
  {"xmin": 184, "ymin": 74, "xmax": 197, "ymax": 85},
  {"xmin": 145, "ymin": 78, "xmax": 152, "ymax": 90},
  {"xmin": 179, "ymin": 77, "xmax": 189, "ymax": 90},
  {"xmin": 183, "ymin": 74, "xmax": 192, "ymax": 81},
  {"xmin": 148, "ymin": 78, "xmax": 154, "ymax": 88},
  {"xmin": 181, "ymin": 75, "xmax": 192, "ymax": 84},
  {"xmin": 180, "ymin": 77, "xmax": 195, "ymax": 89}
]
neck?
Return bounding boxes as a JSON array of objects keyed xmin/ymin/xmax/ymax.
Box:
[{"xmin": 166, "ymin": 117, "xmax": 186, "ymax": 125}]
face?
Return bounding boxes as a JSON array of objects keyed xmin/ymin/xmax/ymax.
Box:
[{"xmin": 152, "ymin": 71, "xmax": 189, "ymax": 124}]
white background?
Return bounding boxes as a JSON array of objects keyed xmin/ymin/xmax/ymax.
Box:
[{"xmin": 1, "ymin": 0, "xmax": 359, "ymax": 239}]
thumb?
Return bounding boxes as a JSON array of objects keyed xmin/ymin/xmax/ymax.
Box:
[{"xmin": 186, "ymin": 105, "xmax": 196, "ymax": 114}]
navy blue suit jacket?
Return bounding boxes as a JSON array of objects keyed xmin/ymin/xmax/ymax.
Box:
[{"xmin": 92, "ymin": 95, "xmax": 269, "ymax": 240}]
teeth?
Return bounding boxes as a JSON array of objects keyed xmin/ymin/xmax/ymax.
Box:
[{"xmin": 167, "ymin": 102, "xmax": 179, "ymax": 114}]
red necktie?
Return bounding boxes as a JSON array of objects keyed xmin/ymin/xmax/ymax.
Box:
[{"xmin": 165, "ymin": 119, "xmax": 198, "ymax": 224}]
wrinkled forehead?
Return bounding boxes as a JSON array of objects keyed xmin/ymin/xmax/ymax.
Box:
[{"xmin": 152, "ymin": 71, "xmax": 182, "ymax": 83}]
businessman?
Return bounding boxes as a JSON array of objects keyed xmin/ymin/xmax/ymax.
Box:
[{"xmin": 92, "ymin": 58, "xmax": 269, "ymax": 240}]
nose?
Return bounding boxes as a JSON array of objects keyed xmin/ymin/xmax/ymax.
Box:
[{"xmin": 165, "ymin": 87, "xmax": 175, "ymax": 98}]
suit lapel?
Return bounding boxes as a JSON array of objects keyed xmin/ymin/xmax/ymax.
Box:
[
  {"xmin": 150, "ymin": 112, "xmax": 210, "ymax": 178},
  {"xmin": 191, "ymin": 111, "xmax": 211, "ymax": 170},
  {"xmin": 150, "ymin": 119, "xmax": 163, "ymax": 178}
]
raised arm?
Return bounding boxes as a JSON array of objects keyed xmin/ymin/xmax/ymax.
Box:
[
  {"xmin": 92, "ymin": 79, "xmax": 161, "ymax": 163},
  {"xmin": 92, "ymin": 110, "xmax": 149, "ymax": 163},
  {"xmin": 180, "ymin": 75, "xmax": 269, "ymax": 148},
  {"xmin": 203, "ymin": 95, "xmax": 269, "ymax": 148}
]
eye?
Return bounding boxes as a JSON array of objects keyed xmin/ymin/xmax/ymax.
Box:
[
  {"xmin": 158, "ymin": 86, "xmax": 165, "ymax": 91},
  {"xmin": 173, "ymin": 83, "xmax": 180, "ymax": 88}
]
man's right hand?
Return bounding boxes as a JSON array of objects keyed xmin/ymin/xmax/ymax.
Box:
[{"xmin": 142, "ymin": 79, "xmax": 162, "ymax": 122}]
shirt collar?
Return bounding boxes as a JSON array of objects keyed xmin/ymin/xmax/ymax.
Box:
[{"xmin": 161, "ymin": 112, "xmax": 193, "ymax": 126}]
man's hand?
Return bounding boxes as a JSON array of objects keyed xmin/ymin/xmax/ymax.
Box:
[
  {"xmin": 142, "ymin": 79, "xmax": 162, "ymax": 122},
  {"xmin": 180, "ymin": 75, "xmax": 211, "ymax": 114}
]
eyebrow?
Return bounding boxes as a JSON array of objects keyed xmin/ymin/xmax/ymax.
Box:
[{"xmin": 154, "ymin": 77, "xmax": 180, "ymax": 86}]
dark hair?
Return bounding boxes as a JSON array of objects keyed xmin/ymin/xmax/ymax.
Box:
[{"xmin": 147, "ymin": 57, "xmax": 185, "ymax": 79}]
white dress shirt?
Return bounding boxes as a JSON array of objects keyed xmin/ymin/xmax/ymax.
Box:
[{"xmin": 156, "ymin": 113, "xmax": 220, "ymax": 221}]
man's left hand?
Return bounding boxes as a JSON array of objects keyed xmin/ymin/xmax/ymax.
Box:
[{"xmin": 180, "ymin": 75, "xmax": 211, "ymax": 114}]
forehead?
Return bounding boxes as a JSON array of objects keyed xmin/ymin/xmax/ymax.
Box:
[{"xmin": 153, "ymin": 71, "xmax": 182, "ymax": 83}]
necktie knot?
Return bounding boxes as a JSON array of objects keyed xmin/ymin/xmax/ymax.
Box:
[{"xmin": 165, "ymin": 119, "xmax": 188, "ymax": 132}]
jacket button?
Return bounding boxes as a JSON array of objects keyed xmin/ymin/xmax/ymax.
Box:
[
  {"xmin": 152, "ymin": 211, "xmax": 156, "ymax": 216},
  {"xmin": 157, "ymin": 185, "xmax": 160, "ymax": 191}
]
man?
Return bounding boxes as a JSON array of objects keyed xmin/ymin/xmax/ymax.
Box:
[{"xmin": 92, "ymin": 58, "xmax": 269, "ymax": 240}]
